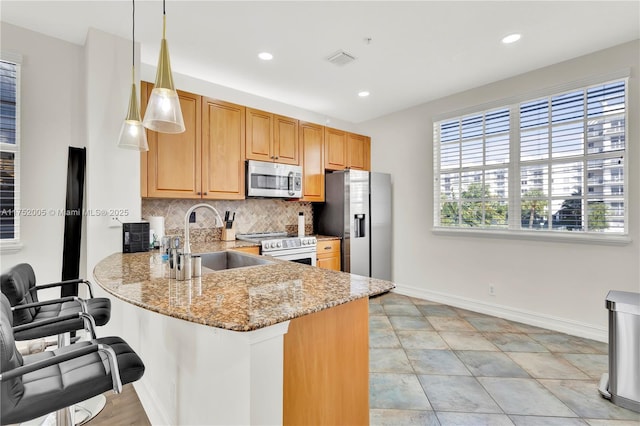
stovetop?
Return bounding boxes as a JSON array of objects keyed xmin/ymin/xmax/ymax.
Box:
[
  {"xmin": 236, "ymin": 232, "xmax": 317, "ymax": 252},
  {"xmin": 236, "ymin": 232, "xmax": 288, "ymax": 242}
]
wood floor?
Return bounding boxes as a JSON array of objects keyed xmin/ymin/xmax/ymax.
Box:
[{"xmin": 86, "ymin": 384, "xmax": 150, "ymax": 426}]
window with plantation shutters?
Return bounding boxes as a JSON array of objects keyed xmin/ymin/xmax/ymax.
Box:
[
  {"xmin": 519, "ymin": 81, "xmax": 626, "ymax": 233},
  {"xmin": 434, "ymin": 77, "xmax": 628, "ymax": 240},
  {"xmin": 436, "ymin": 108, "xmax": 510, "ymax": 228},
  {"xmin": 0, "ymin": 58, "xmax": 20, "ymax": 245}
]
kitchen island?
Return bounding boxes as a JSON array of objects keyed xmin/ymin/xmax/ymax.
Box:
[{"xmin": 93, "ymin": 242, "xmax": 394, "ymax": 425}]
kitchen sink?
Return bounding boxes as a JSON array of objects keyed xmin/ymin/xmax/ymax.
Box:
[{"xmin": 198, "ymin": 251, "xmax": 274, "ymax": 272}]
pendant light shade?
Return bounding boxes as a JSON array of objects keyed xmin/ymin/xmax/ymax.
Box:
[
  {"xmin": 118, "ymin": 83, "xmax": 148, "ymax": 150},
  {"xmin": 118, "ymin": 0, "xmax": 148, "ymax": 151},
  {"xmin": 142, "ymin": 2, "xmax": 185, "ymax": 134}
]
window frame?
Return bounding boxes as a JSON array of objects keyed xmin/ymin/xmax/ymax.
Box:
[
  {"xmin": 433, "ymin": 70, "xmax": 630, "ymax": 245},
  {"xmin": 1, "ymin": 52, "xmax": 22, "ymax": 253}
]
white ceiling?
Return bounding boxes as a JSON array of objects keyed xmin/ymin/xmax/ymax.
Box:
[{"xmin": 2, "ymin": 1, "xmax": 639, "ymax": 123}]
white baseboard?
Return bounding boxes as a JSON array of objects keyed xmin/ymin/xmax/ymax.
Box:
[
  {"xmin": 133, "ymin": 379, "xmax": 170, "ymax": 426},
  {"xmin": 392, "ymin": 284, "xmax": 608, "ymax": 343}
]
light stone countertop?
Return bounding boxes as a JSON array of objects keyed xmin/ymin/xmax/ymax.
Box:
[{"xmin": 93, "ymin": 240, "xmax": 393, "ymax": 332}]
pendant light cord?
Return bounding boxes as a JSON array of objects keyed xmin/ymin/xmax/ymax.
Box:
[
  {"xmin": 131, "ymin": 0, "xmax": 135, "ymax": 84},
  {"xmin": 162, "ymin": 0, "xmax": 166, "ymax": 39}
]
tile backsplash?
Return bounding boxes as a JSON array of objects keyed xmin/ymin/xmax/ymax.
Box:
[{"xmin": 142, "ymin": 198, "xmax": 314, "ymax": 242}]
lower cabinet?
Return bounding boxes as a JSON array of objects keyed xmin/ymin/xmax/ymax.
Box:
[
  {"xmin": 316, "ymin": 239, "xmax": 341, "ymax": 271},
  {"xmin": 230, "ymin": 246, "xmax": 260, "ymax": 255},
  {"xmin": 283, "ymin": 297, "xmax": 369, "ymax": 425}
]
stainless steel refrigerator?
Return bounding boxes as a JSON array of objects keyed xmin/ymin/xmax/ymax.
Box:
[{"xmin": 317, "ymin": 170, "xmax": 392, "ymax": 280}]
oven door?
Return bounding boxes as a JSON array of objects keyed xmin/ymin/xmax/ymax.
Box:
[{"xmin": 265, "ymin": 248, "xmax": 317, "ymax": 267}]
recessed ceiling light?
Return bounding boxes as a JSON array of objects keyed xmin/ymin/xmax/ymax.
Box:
[
  {"xmin": 358, "ymin": 91, "xmax": 370, "ymax": 98},
  {"xmin": 258, "ymin": 52, "xmax": 273, "ymax": 61},
  {"xmin": 501, "ymin": 33, "xmax": 521, "ymax": 44}
]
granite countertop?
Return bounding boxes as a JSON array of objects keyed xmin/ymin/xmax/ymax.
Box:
[{"xmin": 93, "ymin": 241, "xmax": 394, "ymax": 332}]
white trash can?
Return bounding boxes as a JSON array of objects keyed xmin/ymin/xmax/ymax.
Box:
[{"xmin": 598, "ymin": 290, "xmax": 640, "ymax": 413}]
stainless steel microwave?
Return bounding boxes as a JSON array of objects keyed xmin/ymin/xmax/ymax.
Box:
[{"xmin": 246, "ymin": 160, "xmax": 302, "ymax": 198}]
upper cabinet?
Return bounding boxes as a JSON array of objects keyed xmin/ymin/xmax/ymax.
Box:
[
  {"xmin": 201, "ymin": 98, "xmax": 246, "ymax": 200},
  {"xmin": 325, "ymin": 127, "xmax": 371, "ymax": 171},
  {"xmin": 141, "ymin": 82, "xmax": 246, "ymax": 200},
  {"xmin": 246, "ymin": 108, "xmax": 299, "ymax": 165},
  {"xmin": 300, "ymin": 121, "xmax": 325, "ymax": 202},
  {"xmin": 346, "ymin": 133, "xmax": 370, "ymax": 171},
  {"xmin": 274, "ymin": 114, "xmax": 299, "ymax": 165},
  {"xmin": 245, "ymin": 108, "xmax": 272, "ymax": 162},
  {"xmin": 142, "ymin": 82, "xmax": 202, "ymax": 199},
  {"xmin": 140, "ymin": 82, "xmax": 371, "ymax": 201},
  {"xmin": 324, "ymin": 127, "xmax": 347, "ymax": 171}
]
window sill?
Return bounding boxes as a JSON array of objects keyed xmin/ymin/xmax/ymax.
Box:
[
  {"xmin": 1, "ymin": 241, "xmax": 24, "ymax": 254},
  {"xmin": 432, "ymin": 227, "xmax": 631, "ymax": 246}
]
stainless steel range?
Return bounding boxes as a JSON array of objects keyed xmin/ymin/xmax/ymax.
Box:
[{"xmin": 236, "ymin": 232, "xmax": 317, "ymax": 266}]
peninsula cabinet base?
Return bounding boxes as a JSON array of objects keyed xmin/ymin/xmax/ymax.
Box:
[
  {"xmin": 103, "ymin": 292, "xmax": 369, "ymax": 425},
  {"xmin": 283, "ymin": 297, "xmax": 370, "ymax": 425}
]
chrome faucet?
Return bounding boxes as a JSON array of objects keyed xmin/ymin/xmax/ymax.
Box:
[{"xmin": 183, "ymin": 203, "xmax": 224, "ymax": 255}]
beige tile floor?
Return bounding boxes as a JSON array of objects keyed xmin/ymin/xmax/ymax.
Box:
[{"xmin": 369, "ymin": 292, "xmax": 640, "ymax": 426}]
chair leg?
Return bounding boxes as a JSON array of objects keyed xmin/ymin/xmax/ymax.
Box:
[
  {"xmin": 55, "ymin": 405, "xmax": 74, "ymax": 426},
  {"xmin": 57, "ymin": 332, "xmax": 71, "ymax": 348},
  {"xmin": 20, "ymin": 396, "xmax": 105, "ymax": 426},
  {"xmin": 73, "ymin": 395, "xmax": 107, "ymax": 425}
]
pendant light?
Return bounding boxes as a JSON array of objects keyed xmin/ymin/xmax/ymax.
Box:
[
  {"xmin": 142, "ymin": 0, "xmax": 185, "ymax": 133},
  {"xmin": 118, "ymin": 0, "xmax": 149, "ymax": 151}
]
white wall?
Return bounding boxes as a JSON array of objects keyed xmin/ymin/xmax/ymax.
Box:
[
  {"xmin": 83, "ymin": 27, "xmax": 145, "ymax": 338},
  {"xmin": 359, "ymin": 40, "xmax": 640, "ymax": 341},
  {"xmin": 0, "ymin": 23, "xmax": 141, "ymax": 331},
  {"xmin": 84, "ymin": 27, "xmax": 142, "ymax": 278},
  {"xmin": 0, "ymin": 23, "xmax": 86, "ymax": 289}
]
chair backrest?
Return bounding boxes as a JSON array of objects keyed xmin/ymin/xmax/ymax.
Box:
[
  {"xmin": 0, "ymin": 294, "xmax": 25, "ymax": 413},
  {"xmin": 0, "ymin": 263, "xmax": 39, "ymax": 325}
]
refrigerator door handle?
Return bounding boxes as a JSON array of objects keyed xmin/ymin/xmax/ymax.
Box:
[{"xmin": 354, "ymin": 214, "xmax": 366, "ymax": 238}]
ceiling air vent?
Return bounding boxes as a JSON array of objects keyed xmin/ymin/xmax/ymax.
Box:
[{"xmin": 326, "ymin": 50, "xmax": 356, "ymax": 66}]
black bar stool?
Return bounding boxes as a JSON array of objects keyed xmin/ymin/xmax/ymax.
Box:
[
  {"xmin": 1, "ymin": 263, "xmax": 113, "ymax": 424},
  {"xmin": 0, "ymin": 294, "xmax": 145, "ymax": 425}
]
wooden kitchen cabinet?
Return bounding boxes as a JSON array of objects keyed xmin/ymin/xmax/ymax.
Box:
[
  {"xmin": 347, "ymin": 133, "xmax": 371, "ymax": 170},
  {"xmin": 299, "ymin": 121, "xmax": 325, "ymax": 202},
  {"xmin": 201, "ymin": 98, "xmax": 246, "ymax": 199},
  {"xmin": 230, "ymin": 245, "xmax": 260, "ymax": 255},
  {"xmin": 324, "ymin": 127, "xmax": 347, "ymax": 170},
  {"xmin": 141, "ymin": 82, "xmax": 202, "ymax": 198},
  {"xmin": 274, "ymin": 114, "xmax": 299, "ymax": 165},
  {"xmin": 316, "ymin": 239, "xmax": 341, "ymax": 271},
  {"xmin": 246, "ymin": 108, "xmax": 299, "ymax": 165},
  {"xmin": 324, "ymin": 127, "xmax": 371, "ymax": 171},
  {"xmin": 140, "ymin": 82, "xmax": 246, "ymax": 200},
  {"xmin": 284, "ymin": 297, "xmax": 368, "ymax": 425},
  {"xmin": 141, "ymin": 83, "xmax": 372, "ymax": 201}
]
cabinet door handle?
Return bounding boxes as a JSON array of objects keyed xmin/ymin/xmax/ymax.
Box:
[
  {"xmin": 203, "ymin": 192, "xmax": 208, "ymax": 195},
  {"xmin": 196, "ymin": 192, "xmax": 201, "ymax": 195},
  {"xmin": 324, "ymin": 246, "xmax": 332, "ymax": 250}
]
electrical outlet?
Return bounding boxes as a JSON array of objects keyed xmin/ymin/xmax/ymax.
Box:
[
  {"xmin": 108, "ymin": 215, "xmax": 121, "ymax": 228},
  {"xmin": 489, "ymin": 285, "xmax": 496, "ymax": 296},
  {"xmin": 189, "ymin": 212, "xmax": 196, "ymax": 223}
]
